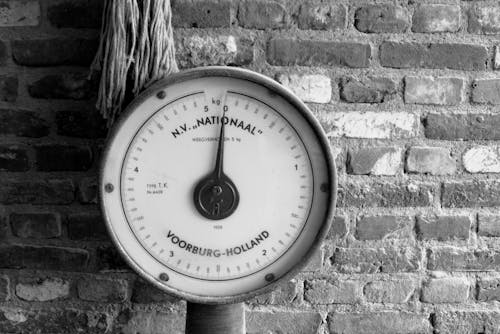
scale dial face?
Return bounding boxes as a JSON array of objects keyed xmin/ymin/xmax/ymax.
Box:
[{"xmin": 101, "ymin": 67, "xmax": 336, "ymax": 303}]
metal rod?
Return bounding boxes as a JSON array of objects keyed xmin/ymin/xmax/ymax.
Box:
[{"xmin": 185, "ymin": 302, "xmax": 245, "ymax": 334}]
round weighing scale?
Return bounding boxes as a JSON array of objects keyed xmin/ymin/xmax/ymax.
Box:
[{"xmin": 100, "ymin": 67, "xmax": 337, "ymax": 333}]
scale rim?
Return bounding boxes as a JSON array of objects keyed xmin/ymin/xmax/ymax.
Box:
[{"xmin": 99, "ymin": 66, "xmax": 338, "ymax": 304}]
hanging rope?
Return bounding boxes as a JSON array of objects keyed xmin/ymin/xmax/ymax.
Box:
[{"xmin": 90, "ymin": 0, "xmax": 178, "ymax": 126}]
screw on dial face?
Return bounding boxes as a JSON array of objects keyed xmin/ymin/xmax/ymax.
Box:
[{"xmin": 193, "ymin": 111, "xmax": 240, "ymax": 220}]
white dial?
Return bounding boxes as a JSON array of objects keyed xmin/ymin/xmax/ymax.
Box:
[{"xmin": 101, "ymin": 67, "xmax": 336, "ymax": 303}]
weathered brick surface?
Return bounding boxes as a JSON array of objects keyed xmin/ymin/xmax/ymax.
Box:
[
  {"xmin": 0, "ymin": 145, "xmax": 29, "ymax": 171},
  {"xmin": 330, "ymin": 247, "xmax": 421, "ymax": 273},
  {"xmin": 0, "ymin": 245, "xmax": 88, "ymax": 271},
  {"xmin": 96, "ymin": 246, "xmax": 130, "ymax": 271},
  {"xmin": 363, "ymin": 279, "xmax": 416, "ymax": 303},
  {"xmin": 47, "ymin": 0, "xmax": 103, "ymax": 28},
  {"xmin": 67, "ymin": 211, "xmax": 108, "ymax": 241},
  {"xmin": 0, "ymin": 178, "xmax": 74, "ymax": 204},
  {"xmin": 10, "ymin": 212, "xmax": 62, "ymax": 239},
  {"xmin": 416, "ymin": 215, "xmax": 470, "ymax": 241},
  {"xmin": 406, "ymin": 146, "xmax": 456, "ymax": 175},
  {"xmin": 355, "ymin": 215, "xmax": 412, "ymax": 240},
  {"xmin": 433, "ymin": 311, "xmax": 500, "ymax": 334},
  {"xmin": 298, "ymin": 3, "xmax": 346, "ymax": 31},
  {"xmin": 16, "ymin": 277, "xmax": 70, "ymax": 301},
  {"xmin": 0, "ymin": 275, "xmax": 10, "ymax": 301},
  {"xmin": 324, "ymin": 112, "xmax": 419, "ymax": 139},
  {"xmin": 77, "ymin": 277, "xmax": 128, "ymax": 302},
  {"xmin": 338, "ymin": 181, "xmax": 434, "ymax": 208},
  {"xmin": 0, "ymin": 110, "xmax": 49, "ymax": 138},
  {"xmin": 463, "ymin": 146, "xmax": 500, "ymax": 173},
  {"xmin": 479, "ymin": 215, "xmax": 500, "ymax": 237},
  {"xmin": 172, "ymin": 0, "xmax": 233, "ymax": 28},
  {"xmin": 404, "ymin": 76, "xmax": 463, "ymax": 105},
  {"xmin": 443, "ymin": 180, "xmax": 500, "ymax": 208},
  {"xmin": 428, "ymin": 247, "xmax": 500, "ymax": 271},
  {"xmin": 78, "ymin": 177, "xmax": 98, "ymax": 204},
  {"xmin": 421, "ymin": 278, "xmax": 470, "ymax": 303},
  {"xmin": 469, "ymin": 4, "xmax": 500, "ymax": 34},
  {"xmin": 253, "ymin": 280, "xmax": 300, "ymax": 306},
  {"xmin": 354, "ymin": 5, "xmax": 409, "ymax": 33},
  {"xmin": 275, "ymin": 73, "xmax": 331, "ymax": 103},
  {"xmin": 0, "ymin": 75, "xmax": 18, "ymax": 102},
  {"xmin": 56, "ymin": 109, "xmax": 107, "ymax": 139},
  {"xmin": 28, "ymin": 73, "xmax": 92, "ymax": 100},
  {"xmin": 472, "ymin": 79, "xmax": 500, "ymax": 105},
  {"xmin": 132, "ymin": 279, "xmax": 180, "ymax": 304},
  {"xmin": 380, "ymin": 42, "xmax": 489, "ymax": 71},
  {"xmin": 348, "ymin": 147, "xmax": 402, "ymax": 175},
  {"xmin": 267, "ymin": 39, "xmax": 371, "ymax": 68},
  {"xmin": 246, "ymin": 311, "xmax": 322, "ymax": 334},
  {"xmin": 35, "ymin": 145, "xmax": 93, "ymax": 171},
  {"xmin": 238, "ymin": 0, "xmax": 287, "ymax": 29},
  {"xmin": 0, "ymin": 1, "xmax": 40, "ymax": 26},
  {"xmin": 412, "ymin": 5, "xmax": 461, "ymax": 33},
  {"xmin": 304, "ymin": 279, "xmax": 362, "ymax": 304},
  {"xmin": 425, "ymin": 114, "xmax": 500, "ymax": 141},
  {"xmin": 478, "ymin": 276, "xmax": 500, "ymax": 302},
  {"xmin": 12, "ymin": 39, "xmax": 98, "ymax": 66},
  {"xmin": 327, "ymin": 215, "xmax": 347, "ymax": 239},
  {"xmin": 328, "ymin": 312, "xmax": 432, "ymax": 334},
  {"xmin": 340, "ymin": 77, "xmax": 397, "ymax": 103}
]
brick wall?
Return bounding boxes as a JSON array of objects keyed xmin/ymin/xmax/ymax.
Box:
[{"xmin": 1, "ymin": 0, "xmax": 500, "ymax": 333}]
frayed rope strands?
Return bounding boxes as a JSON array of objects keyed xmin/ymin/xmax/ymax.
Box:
[{"xmin": 90, "ymin": 0, "xmax": 178, "ymax": 126}]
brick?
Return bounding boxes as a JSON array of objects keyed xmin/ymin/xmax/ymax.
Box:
[
  {"xmin": 421, "ymin": 277, "xmax": 470, "ymax": 303},
  {"xmin": 380, "ymin": 42, "xmax": 489, "ymax": 71},
  {"xmin": 363, "ymin": 279, "xmax": 416, "ymax": 303},
  {"xmin": 328, "ymin": 312, "xmax": 432, "ymax": 334},
  {"xmin": 12, "ymin": 39, "xmax": 98, "ymax": 67},
  {"xmin": 96, "ymin": 246, "xmax": 130, "ymax": 271},
  {"xmin": 253, "ymin": 280, "xmax": 300, "ymax": 305},
  {"xmin": 404, "ymin": 76, "xmax": 463, "ymax": 105},
  {"xmin": 443, "ymin": 180, "xmax": 500, "ymax": 208},
  {"xmin": 298, "ymin": 3, "xmax": 345, "ymax": 31},
  {"xmin": 356, "ymin": 215, "xmax": 412, "ymax": 240},
  {"xmin": 114, "ymin": 310, "xmax": 183, "ymax": 334},
  {"xmin": 0, "ymin": 245, "xmax": 88, "ymax": 271},
  {"xmin": 0, "ymin": 145, "xmax": 29, "ymax": 171},
  {"xmin": 48, "ymin": 0, "xmax": 102, "ymax": 28},
  {"xmin": 0, "ymin": 308, "xmax": 109, "ymax": 333},
  {"xmin": 416, "ymin": 215, "xmax": 470, "ymax": 241},
  {"xmin": 28, "ymin": 73, "xmax": 92, "ymax": 100},
  {"xmin": 355, "ymin": 4, "xmax": 409, "ymax": 33},
  {"xmin": 434, "ymin": 310, "xmax": 500, "ymax": 334},
  {"xmin": 77, "ymin": 277, "xmax": 128, "ymax": 302},
  {"xmin": 479, "ymin": 215, "xmax": 500, "ymax": 237},
  {"xmin": 267, "ymin": 39, "xmax": 370, "ymax": 68},
  {"xmin": 246, "ymin": 311, "xmax": 322, "ymax": 334},
  {"xmin": 327, "ymin": 215, "xmax": 347, "ymax": 239},
  {"xmin": 406, "ymin": 146, "xmax": 456, "ymax": 175},
  {"xmin": 0, "ymin": 216, "xmax": 7, "ymax": 240},
  {"xmin": 0, "ymin": 41, "xmax": 7, "ymax": 65},
  {"xmin": 132, "ymin": 279, "xmax": 181, "ymax": 304},
  {"xmin": 0, "ymin": 1, "xmax": 39, "ymax": 26},
  {"xmin": 16, "ymin": 277, "xmax": 70, "ymax": 301},
  {"xmin": 463, "ymin": 146, "xmax": 500, "ymax": 173},
  {"xmin": 301, "ymin": 248, "xmax": 323, "ymax": 272},
  {"xmin": 340, "ymin": 77, "xmax": 397, "ymax": 103},
  {"xmin": 176, "ymin": 35, "xmax": 252, "ymax": 68},
  {"xmin": 330, "ymin": 247, "xmax": 421, "ymax": 274},
  {"xmin": 35, "ymin": 145, "xmax": 93, "ymax": 171},
  {"xmin": 275, "ymin": 73, "xmax": 331, "ymax": 103},
  {"xmin": 469, "ymin": 4, "xmax": 500, "ymax": 34},
  {"xmin": 495, "ymin": 45, "xmax": 500, "ymax": 70},
  {"xmin": 305, "ymin": 280, "xmax": 361, "ymax": 304},
  {"xmin": 67, "ymin": 211, "xmax": 108, "ymax": 241},
  {"xmin": 56, "ymin": 109, "xmax": 107, "ymax": 139},
  {"xmin": 412, "ymin": 5, "xmax": 461, "ymax": 33},
  {"xmin": 78, "ymin": 177, "xmax": 98, "ymax": 204},
  {"xmin": 338, "ymin": 181, "xmax": 434, "ymax": 208},
  {"xmin": 0, "ymin": 178, "xmax": 74, "ymax": 204},
  {"xmin": 472, "ymin": 79, "xmax": 500, "ymax": 105},
  {"xmin": 348, "ymin": 147, "xmax": 402, "ymax": 175},
  {"xmin": 238, "ymin": 0, "xmax": 287, "ymax": 29},
  {"xmin": 10, "ymin": 212, "xmax": 61, "ymax": 239},
  {"xmin": 172, "ymin": 0, "xmax": 232, "ymax": 28},
  {"xmin": 425, "ymin": 114, "xmax": 500, "ymax": 141},
  {"xmin": 323, "ymin": 112, "xmax": 419, "ymax": 139},
  {"xmin": 0, "ymin": 75, "xmax": 18, "ymax": 102},
  {"xmin": 0, "ymin": 110, "xmax": 49, "ymax": 138},
  {"xmin": 0, "ymin": 275, "xmax": 9, "ymax": 301},
  {"xmin": 478, "ymin": 276, "xmax": 500, "ymax": 302},
  {"xmin": 428, "ymin": 247, "xmax": 500, "ymax": 271}
]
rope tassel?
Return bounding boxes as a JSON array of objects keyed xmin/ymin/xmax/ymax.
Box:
[{"xmin": 90, "ymin": 0, "xmax": 178, "ymax": 126}]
